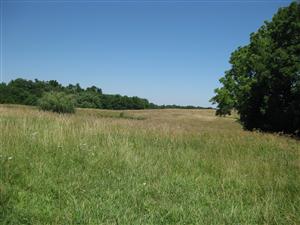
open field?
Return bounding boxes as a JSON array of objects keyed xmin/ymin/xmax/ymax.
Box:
[{"xmin": 0, "ymin": 104, "xmax": 299, "ymax": 224}]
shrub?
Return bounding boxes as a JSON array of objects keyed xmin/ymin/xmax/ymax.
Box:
[{"xmin": 38, "ymin": 92, "xmax": 75, "ymax": 113}]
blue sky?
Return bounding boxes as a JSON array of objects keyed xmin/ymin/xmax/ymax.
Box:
[{"xmin": 1, "ymin": 0, "xmax": 292, "ymax": 106}]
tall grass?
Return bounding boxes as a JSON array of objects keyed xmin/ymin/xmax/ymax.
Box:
[{"xmin": 0, "ymin": 105, "xmax": 299, "ymax": 224}]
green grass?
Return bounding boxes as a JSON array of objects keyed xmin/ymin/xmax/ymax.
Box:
[{"xmin": 0, "ymin": 105, "xmax": 299, "ymax": 224}]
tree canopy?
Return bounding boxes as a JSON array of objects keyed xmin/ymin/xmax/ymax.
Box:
[
  {"xmin": 38, "ymin": 92, "xmax": 75, "ymax": 114},
  {"xmin": 0, "ymin": 78, "xmax": 209, "ymax": 110},
  {"xmin": 211, "ymin": 2, "xmax": 300, "ymax": 135},
  {"xmin": 0, "ymin": 78, "xmax": 153, "ymax": 110}
]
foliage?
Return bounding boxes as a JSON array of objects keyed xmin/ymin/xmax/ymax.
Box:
[
  {"xmin": 76, "ymin": 91, "xmax": 102, "ymax": 109},
  {"xmin": 0, "ymin": 78, "xmax": 210, "ymax": 110},
  {"xmin": 159, "ymin": 104, "xmax": 213, "ymax": 110},
  {"xmin": 0, "ymin": 78, "xmax": 155, "ymax": 110},
  {"xmin": 38, "ymin": 92, "xmax": 75, "ymax": 113},
  {"xmin": 211, "ymin": 2, "xmax": 300, "ymax": 135},
  {"xmin": 101, "ymin": 94, "xmax": 150, "ymax": 110}
]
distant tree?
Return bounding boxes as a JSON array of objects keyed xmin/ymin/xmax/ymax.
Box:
[
  {"xmin": 0, "ymin": 83, "xmax": 9, "ymax": 104},
  {"xmin": 76, "ymin": 91, "xmax": 102, "ymax": 108},
  {"xmin": 0, "ymin": 78, "xmax": 206, "ymax": 111},
  {"xmin": 38, "ymin": 92, "xmax": 75, "ymax": 113},
  {"xmin": 86, "ymin": 85, "xmax": 102, "ymax": 95},
  {"xmin": 6, "ymin": 79, "xmax": 39, "ymax": 105}
]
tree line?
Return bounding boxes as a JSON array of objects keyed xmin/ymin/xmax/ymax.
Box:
[
  {"xmin": 0, "ymin": 78, "xmax": 209, "ymax": 110},
  {"xmin": 211, "ymin": 2, "xmax": 300, "ymax": 136}
]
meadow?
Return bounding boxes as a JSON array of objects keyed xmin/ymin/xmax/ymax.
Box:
[{"xmin": 0, "ymin": 104, "xmax": 299, "ymax": 224}]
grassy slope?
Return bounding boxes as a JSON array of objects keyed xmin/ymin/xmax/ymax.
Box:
[{"xmin": 0, "ymin": 105, "xmax": 299, "ymax": 224}]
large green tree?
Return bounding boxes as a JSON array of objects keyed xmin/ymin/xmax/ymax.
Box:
[{"xmin": 211, "ymin": 2, "xmax": 300, "ymax": 135}]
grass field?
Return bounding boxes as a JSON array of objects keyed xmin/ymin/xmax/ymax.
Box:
[{"xmin": 0, "ymin": 104, "xmax": 299, "ymax": 224}]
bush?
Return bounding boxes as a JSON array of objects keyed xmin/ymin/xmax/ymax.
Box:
[{"xmin": 38, "ymin": 92, "xmax": 75, "ymax": 113}]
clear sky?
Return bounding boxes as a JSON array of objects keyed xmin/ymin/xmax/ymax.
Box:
[{"xmin": 1, "ymin": 0, "xmax": 292, "ymax": 107}]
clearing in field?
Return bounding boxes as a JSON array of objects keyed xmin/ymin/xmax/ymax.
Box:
[{"xmin": 0, "ymin": 105, "xmax": 299, "ymax": 224}]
